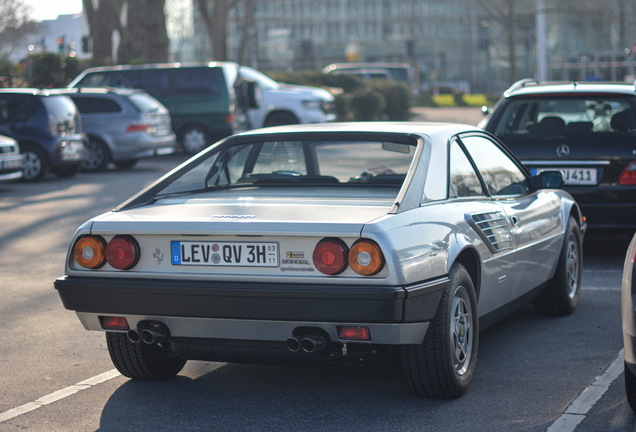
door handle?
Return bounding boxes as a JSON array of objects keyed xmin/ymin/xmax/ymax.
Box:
[{"xmin": 510, "ymin": 216, "xmax": 520, "ymax": 226}]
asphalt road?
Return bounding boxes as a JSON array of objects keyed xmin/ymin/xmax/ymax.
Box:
[{"xmin": 0, "ymin": 115, "xmax": 635, "ymax": 431}]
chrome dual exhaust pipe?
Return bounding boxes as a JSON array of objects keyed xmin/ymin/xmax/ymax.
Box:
[
  {"xmin": 286, "ymin": 335, "xmax": 326, "ymax": 353},
  {"xmin": 127, "ymin": 327, "xmax": 168, "ymax": 345}
]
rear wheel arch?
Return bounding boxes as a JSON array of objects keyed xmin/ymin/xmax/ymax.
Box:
[{"xmin": 452, "ymin": 248, "xmax": 481, "ymax": 301}]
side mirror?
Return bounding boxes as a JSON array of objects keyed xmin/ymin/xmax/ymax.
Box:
[{"xmin": 530, "ymin": 170, "xmax": 564, "ymax": 190}]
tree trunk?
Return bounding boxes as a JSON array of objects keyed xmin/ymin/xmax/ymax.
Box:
[
  {"xmin": 197, "ymin": 0, "xmax": 242, "ymax": 61},
  {"xmin": 237, "ymin": 0, "xmax": 253, "ymax": 65},
  {"xmin": 118, "ymin": 0, "xmax": 169, "ymax": 64},
  {"xmin": 83, "ymin": 0, "xmax": 123, "ymax": 63}
]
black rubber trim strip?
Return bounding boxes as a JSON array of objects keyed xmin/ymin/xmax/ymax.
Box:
[{"xmin": 54, "ymin": 275, "xmax": 448, "ymax": 323}]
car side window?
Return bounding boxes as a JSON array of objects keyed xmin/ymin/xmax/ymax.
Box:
[
  {"xmin": 0, "ymin": 95, "xmax": 29, "ymax": 122},
  {"xmin": 172, "ymin": 69, "xmax": 220, "ymax": 96},
  {"xmin": 71, "ymin": 97, "xmax": 122, "ymax": 114},
  {"xmin": 461, "ymin": 136, "xmax": 530, "ymax": 196},
  {"xmin": 118, "ymin": 72, "xmax": 170, "ymax": 98},
  {"xmin": 449, "ymin": 140, "xmax": 485, "ymax": 197}
]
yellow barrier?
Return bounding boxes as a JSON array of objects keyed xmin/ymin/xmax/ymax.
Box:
[
  {"xmin": 461, "ymin": 94, "xmax": 491, "ymax": 106},
  {"xmin": 431, "ymin": 94, "xmax": 457, "ymax": 107}
]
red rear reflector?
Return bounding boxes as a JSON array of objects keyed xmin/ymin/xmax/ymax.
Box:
[
  {"xmin": 126, "ymin": 123, "xmax": 151, "ymax": 133},
  {"xmin": 338, "ymin": 326, "xmax": 371, "ymax": 341},
  {"xmin": 313, "ymin": 238, "xmax": 348, "ymax": 275},
  {"xmin": 105, "ymin": 236, "xmax": 140, "ymax": 270},
  {"xmin": 619, "ymin": 160, "xmax": 636, "ymax": 185},
  {"xmin": 101, "ymin": 316, "xmax": 129, "ymax": 330},
  {"xmin": 225, "ymin": 114, "xmax": 234, "ymax": 124}
]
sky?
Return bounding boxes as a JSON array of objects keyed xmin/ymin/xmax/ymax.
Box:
[{"xmin": 25, "ymin": 0, "xmax": 83, "ymax": 22}]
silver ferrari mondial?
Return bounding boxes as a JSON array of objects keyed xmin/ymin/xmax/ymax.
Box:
[{"xmin": 55, "ymin": 122, "xmax": 586, "ymax": 398}]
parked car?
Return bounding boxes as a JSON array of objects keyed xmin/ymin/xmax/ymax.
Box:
[
  {"xmin": 325, "ymin": 68, "xmax": 393, "ymax": 82},
  {"xmin": 625, "ymin": 232, "xmax": 636, "ymax": 411},
  {"xmin": 68, "ymin": 63, "xmax": 332, "ymax": 155},
  {"xmin": 0, "ymin": 134, "xmax": 24, "ymax": 183},
  {"xmin": 482, "ymin": 79, "xmax": 636, "ymax": 228},
  {"xmin": 0, "ymin": 89, "xmax": 88, "ymax": 182},
  {"xmin": 59, "ymin": 88, "xmax": 176, "ymax": 171},
  {"xmin": 237, "ymin": 65, "xmax": 336, "ymax": 128},
  {"xmin": 323, "ymin": 62, "xmax": 418, "ymax": 96},
  {"xmin": 55, "ymin": 122, "xmax": 585, "ymax": 398}
]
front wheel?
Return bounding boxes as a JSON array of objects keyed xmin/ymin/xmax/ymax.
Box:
[
  {"xmin": 82, "ymin": 138, "xmax": 111, "ymax": 172},
  {"xmin": 401, "ymin": 263, "xmax": 478, "ymax": 398},
  {"xmin": 106, "ymin": 332, "xmax": 186, "ymax": 381},
  {"xmin": 533, "ymin": 215, "xmax": 582, "ymax": 315}
]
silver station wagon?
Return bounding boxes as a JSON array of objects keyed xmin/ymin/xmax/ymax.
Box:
[{"xmin": 55, "ymin": 122, "xmax": 585, "ymax": 398}]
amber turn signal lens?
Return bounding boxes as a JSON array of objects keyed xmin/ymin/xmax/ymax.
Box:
[
  {"xmin": 105, "ymin": 236, "xmax": 140, "ymax": 270},
  {"xmin": 73, "ymin": 236, "xmax": 106, "ymax": 269},
  {"xmin": 348, "ymin": 240, "xmax": 384, "ymax": 276},
  {"xmin": 313, "ymin": 238, "xmax": 348, "ymax": 275}
]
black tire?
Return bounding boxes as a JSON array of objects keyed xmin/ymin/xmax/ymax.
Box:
[
  {"xmin": 401, "ymin": 263, "xmax": 479, "ymax": 398},
  {"xmin": 114, "ymin": 159, "xmax": 139, "ymax": 170},
  {"xmin": 626, "ymin": 362, "xmax": 636, "ymax": 412},
  {"xmin": 180, "ymin": 124, "xmax": 210, "ymax": 154},
  {"xmin": 82, "ymin": 137, "xmax": 111, "ymax": 172},
  {"xmin": 53, "ymin": 163, "xmax": 81, "ymax": 178},
  {"xmin": 20, "ymin": 144, "xmax": 48, "ymax": 182},
  {"xmin": 106, "ymin": 332, "xmax": 187, "ymax": 381},
  {"xmin": 263, "ymin": 112, "xmax": 299, "ymax": 127},
  {"xmin": 533, "ymin": 216, "xmax": 582, "ymax": 315}
]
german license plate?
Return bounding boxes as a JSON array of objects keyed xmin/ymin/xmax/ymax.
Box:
[
  {"xmin": 531, "ymin": 168, "xmax": 597, "ymax": 185},
  {"xmin": 171, "ymin": 241, "xmax": 279, "ymax": 267}
]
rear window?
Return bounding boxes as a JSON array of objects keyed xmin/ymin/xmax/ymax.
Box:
[
  {"xmin": 494, "ymin": 97, "xmax": 636, "ymax": 138},
  {"xmin": 71, "ymin": 96, "xmax": 122, "ymax": 114},
  {"xmin": 126, "ymin": 93, "xmax": 164, "ymax": 112},
  {"xmin": 41, "ymin": 95, "xmax": 78, "ymax": 119},
  {"xmin": 156, "ymin": 140, "xmax": 415, "ymax": 196}
]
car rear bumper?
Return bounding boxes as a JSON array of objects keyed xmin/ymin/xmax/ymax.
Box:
[
  {"xmin": 110, "ymin": 133, "xmax": 177, "ymax": 161},
  {"xmin": 54, "ymin": 275, "xmax": 448, "ymax": 345},
  {"xmin": 567, "ymin": 186, "xmax": 636, "ymax": 228}
]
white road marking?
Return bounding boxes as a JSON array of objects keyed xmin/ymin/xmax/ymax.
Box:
[
  {"xmin": 546, "ymin": 349, "xmax": 625, "ymax": 432},
  {"xmin": 0, "ymin": 369, "xmax": 120, "ymax": 423}
]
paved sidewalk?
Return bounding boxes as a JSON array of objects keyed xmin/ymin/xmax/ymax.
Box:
[{"xmin": 410, "ymin": 106, "xmax": 486, "ymax": 126}]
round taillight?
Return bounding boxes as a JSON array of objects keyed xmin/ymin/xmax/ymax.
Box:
[
  {"xmin": 313, "ymin": 238, "xmax": 348, "ymax": 275},
  {"xmin": 73, "ymin": 236, "xmax": 106, "ymax": 269},
  {"xmin": 348, "ymin": 240, "xmax": 384, "ymax": 276},
  {"xmin": 105, "ymin": 236, "xmax": 140, "ymax": 270}
]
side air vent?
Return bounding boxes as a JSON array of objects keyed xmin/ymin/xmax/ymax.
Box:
[{"xmin": 465, "ymin": 212, "xmax": 513, "ymax": 254}]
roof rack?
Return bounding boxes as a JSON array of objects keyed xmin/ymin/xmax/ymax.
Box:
[{"xmin": 504, "ymin": 78, "xmax": 540, "ymax": 96}]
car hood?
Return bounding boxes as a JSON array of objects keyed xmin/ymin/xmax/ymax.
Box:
[
  {"xmin": 91, "ymin": 197, "xmax": 393, "ymax": 237},
  {"xmin": 273, "ymin": 84, "xmax": 334, "ymax": 101}
]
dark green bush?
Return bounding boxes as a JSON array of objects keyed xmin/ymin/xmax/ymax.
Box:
[
  {"xmin": 350, "ymin": 89, "xmax": 386, "ymax": 121},
  {"xmin": 320, "ymin": 73, "xmax": 366, "ymax": 93},
  {"xmin": 372, "ymin": 80, "xmax": 412, "ymax": 120},
  {"xmin": 28, "ymin": 53, "xmax": 85, "ymax": 88}
]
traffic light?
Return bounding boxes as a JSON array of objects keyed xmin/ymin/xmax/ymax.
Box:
[{"xmin": 57, "ymin": 36, "xmax": 64, "ymax": 55}]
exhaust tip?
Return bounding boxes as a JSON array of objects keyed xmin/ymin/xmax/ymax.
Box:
[
  {"xmin": 127, "ymin": 329, "xmax": 141, "ymax": 344},
  {"xmin": 140, "ymin": 328, "xmax": 167, "ymax": 345},
  {"xmin": 301, "ymin": 336, "xmax": 326, "ymax": 353},
  {"xmin": 286, "ymin": 337, "xmax": 300, "ymax": 352}
]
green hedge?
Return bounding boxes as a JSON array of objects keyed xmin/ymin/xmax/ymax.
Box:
[{"xmin": 265, "ymin": 70, "xmax": 412, "ymax": 121}]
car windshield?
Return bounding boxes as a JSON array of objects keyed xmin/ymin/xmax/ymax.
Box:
[
  {"xmin": 156, "ymin": 140, "xmax": 415, "ymax": 197},
  {"xmin": 493, "ymin": 97, "xmax": 635, "ymax": 139}
]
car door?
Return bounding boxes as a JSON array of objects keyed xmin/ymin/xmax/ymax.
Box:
[
  {"xmin": 448, "ymin": 138, "xmax": 518, "ymax": 316},
  {"xmin": 459, "ymin": 133, "xmax": 563, "ymax": 300}
]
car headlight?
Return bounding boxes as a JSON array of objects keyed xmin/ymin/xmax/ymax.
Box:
[{"xmin": 302, "ymin": 100, "xmax": 323, "ymax": 110}]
